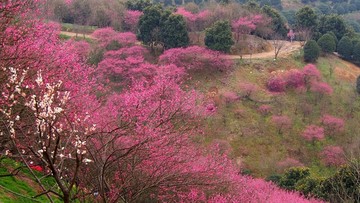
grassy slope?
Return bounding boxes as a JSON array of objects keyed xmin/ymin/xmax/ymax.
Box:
[
  {"xmin": 0, "ymin": 159, "xmax": 61, "ymax": 203},
  {"xmin": 191, "ymin": 52, "xmax": 360, "ymax": 179}
]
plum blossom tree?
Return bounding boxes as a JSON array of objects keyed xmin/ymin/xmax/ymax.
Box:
[
  {"xmin": 175, "ymin": 7, "xmax": 210, "ymax": 43},
  {"xmin": 96, "ymin": 45, "xmax": 155, "ymax": 87},
  {"xmin": 258, "ymin": 105, "xmax": 272, "ymax": 115},
  {"xmin": 92, "ymin": 27, "xmax": 137, "ymax": 49},
  {"xmin": 320, "ymin": 146, "xmax": 345, "ymax": 166},
  {"xmin": 267, "ymin": 74, "xmax": 286, "ymax": 92},
  {"xmin": 232, "ymin": 14, "xmax": 264, "ymax": 43},
  {"xmin": 271, "ymin": 115, "xmax": 292, "ymax": 134},
  {"xmin": 321, "ymin": 114, "xmax": 345, "ymax": 135},
  {"xmin": 123, "ymin": 10, "xmax": 143, "ymax": 33},
  {"xmin": 239, "ymin": 82, "xmax": 258, "ymax": 99},
  {"xmin": 159, "ymin": 46, "xmax": 233, "ymax": 72},
  {"xmin": 302, "ymin": 125, "xmax": 325, "ymax": 142},
  {"xmin": 0, "ymin": 1, "xmax": 103, "ymax": 202},
  {"xmin": 310, "ymin": 81, "xmax": 333, "ymax": 96}
]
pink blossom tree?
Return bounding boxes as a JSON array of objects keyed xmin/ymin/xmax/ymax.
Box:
[
  {"xmin": 175, "ymin": 7, "xmax": 210, "ymax": 43},
  {"xmin": 232, "ymin": 15, "xmax": 264, "ymax": 43},
  {"xmin": 159, "ymin": 46, "xmax": 233, "ymax": 72},
  {"xmin": 239, "ymin": 82, "xmax": 258, "ymax": 98},
  {"xmin": 267, "ymin": 74, "xmax": 286, "ymax": 92},
  {"xmin": 271, "ymin": 115, "xmax": 292, "ymax": 134},
  {"xmin": 310, "ymin": 81, "xmax": 333, "ymax": 95},
  {"xmin": 92, "ymin": 27, "xmax": 137, "ymax": 49},
  {"xmin": 302, "ymin": 125, "xmax": 325, "ymax": 143},
  {"xmin": 123, "ymin": 10, "xmax": 143, "ymax": 33},
  {"xmin": 0, "ymin": 1, "xmax": 101, "ymax": 202},
  {"xmin": 285, "ymin": 69, "xmax": 305, "ymax": 89},
  {"xmin": 222, "ymin": 91, "xmax": 239, "ymax": 105},
  {"xmin": 320, "ymin": 146, "xmax": 345, "ymax": 166},
  {"xmin": 321, "ymin": 114, "xmax": 345, "ymax": 135},
  {"xmin": 258, "ymin": 105, "xmax": 272, "ymax": 115}
]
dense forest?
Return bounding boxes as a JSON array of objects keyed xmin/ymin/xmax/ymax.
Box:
[{"xmin": 0, "ymin": 0, "xmax": 359, "ymax": 202}]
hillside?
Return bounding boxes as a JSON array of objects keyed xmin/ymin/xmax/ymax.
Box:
[
  {"xmin": 188, "ymin": 51, "xmax": 360, "ymax": 177},
  {"xmin": 2, "ymin": 0, "xmax": 360, "ymax": 202}
]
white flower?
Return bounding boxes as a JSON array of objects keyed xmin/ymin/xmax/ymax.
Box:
[{"xmin": 83, "ymin": 158, "xmax": 93, "ymax": 163}]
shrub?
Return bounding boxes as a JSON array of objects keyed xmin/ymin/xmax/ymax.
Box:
[
  {"xmin": 337, "ymin": 36, "xmax": 353, "ymax": 59},
  {"xmin": 353, "ymin": 42, "xmax": 360, "ymax": 62},
  {"xmin": 279, "ymin": 167, "xmax": 311, "ymax": 190},
  {"xmin": 317, "ymin": 160, "xmax": 360, "ymax": 202},
  {"xmin": 267, "ymin": 75, "xmax": 286, "ymax": 92},
  {"xmin": 317, "ymin": 33, "xmax": 336, "ymax": 54},
  {"xmin": 304, "ymin": 40, "xmax": 320, "ymax": 62}
]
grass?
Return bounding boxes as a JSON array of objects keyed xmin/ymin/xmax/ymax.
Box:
[
  {"xmin": 61, "ymin": 23, "xmax": 97, "ymax": 34},
  {"xmin": 0, "ymin": 158, "xmax": 61, "ymax": 203},
  {"xmin": 191, "ymin": 52, "xmax": 360, "ymax": 179}
]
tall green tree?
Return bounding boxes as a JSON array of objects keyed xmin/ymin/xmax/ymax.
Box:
[
  {"xmin": 161, "ymin": 14, "xmax": 190, "ymax": 49},
  {"xmin": 317, "ymin": 33, "xmax": 336, "ymax": 54},
  {"xmin": 353, "ymin": 42, "xmax": 360, "ymax": 62},
  {"xmin": 318, "ymin": 14, "xmax": 348, "ymax": 40},
  {"xmin": 296, "ymin": 6, "xmax": 318, "ymax": 31},
  {"xmin": 126, "ymin": 0, "xmax": 152, "ymax": 11},
  {"xmin": 205, "ymin": 20, "xmax": 234, "ymax": 53},
  {"xmin": 304, "ymin": 40, "xmax": 320, "ymax": 62},
  {"xmin": 138, "ymin": 5, "xmax": 163, "ymax": 45},
  {"xmin": 262, "ymin": 5, "xmax": 288, "ymax": 37},
  {"xmin": 337, "ymin": 36, "xmax": 353, "ymax": 59}
]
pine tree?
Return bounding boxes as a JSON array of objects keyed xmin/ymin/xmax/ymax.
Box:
[{"xmin": 205, "ymin": 20, "xmax": 234, "ymax": 53}]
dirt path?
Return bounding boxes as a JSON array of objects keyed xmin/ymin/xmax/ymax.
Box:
[
  {"xmin": 224, "ymin": 41, "xmax": 302, "ymax": 60},
  {"xmin": 60, "ymin": 31, "xmax": 93, "ymax": 39}
]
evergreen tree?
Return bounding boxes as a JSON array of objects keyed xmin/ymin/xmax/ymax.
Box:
[
  {"xmin": 138, "ymin": 5, "xmax": 163, "ymax": 45},
  {"xmin": 353, "ymin": 42, "xmax": 360, "ymax": 62},
  {"xmin": 205, "ymin": 20, "xmax": 234, "ymax": 53},
  {"xmin": 161, "ymin": 14, "xmax": 190, "ymax": 49},
  {"xmin": 262, "ymin": 5, "xmax": 288, "ymax": 37},
  {"xmin": 318, "ymin": 14, "xmax": 347, "ymax": 40},
  {"xmin": 317, "ymin": 33, "xmax": 336, "ymax": 54},
  {"xmin": 304, "ymin": 40, "xmax": 320, "ymax": 62},
  {"xmin": 138, "ymin": 5, "xmax": 189, "ymax": 49},
  {"xmin": 337, "ymin": 36, "xmax": 353, "ymax": 59},
  {"xmin": 296, "ymin": 6, "xmax": 318, "ymax": 31}
]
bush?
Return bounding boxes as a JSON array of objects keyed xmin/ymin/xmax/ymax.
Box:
[
  {"xmin": 317, "ymin": 33, "xmax": 336, "ymax": 54},
  {"xmin": 317, "ymin": 160, "xmax": 360, "ymax": 202},
  {"xmin": 353, "ymin": 42, "xmax": 360, "ymax": 62},
  {"xmin": 205, "ymin": 20, "xmax": 234, "ymax": 53},
  {"xmin": 304, "ymin": 40, "xmax": 320, "ymax": 62},
  {"xmin": 279, "ymin": 167, "xmax": 311, "ymax": 190},
  {"xmin": 337, "ymin": 36, "xmax": 353, "ymax": 59}
]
